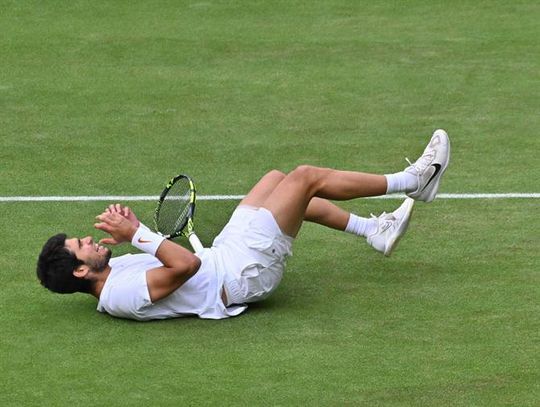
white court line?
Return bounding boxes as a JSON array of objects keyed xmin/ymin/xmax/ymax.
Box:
[{"xmin": 0, "ymin": 193, "xmax": 538, "ymax": 202}]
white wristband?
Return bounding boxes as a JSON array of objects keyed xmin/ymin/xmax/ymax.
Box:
[
  {"xmin": 131, "ymin": 226, "xmax": 166, "ymax": 256},
  {"xmin": 138, "ymin": 222, "xmax": 152, "ymax": 232}
]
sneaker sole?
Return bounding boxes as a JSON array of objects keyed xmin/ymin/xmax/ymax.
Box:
[
  {"xmin": 418, "ymin": 129, "xmax": 451, "ymax": 203},
  {"xmin": 426, "ymin": 130, "xmax": 450, "ymax": 202},
  {"xmin": 384, "ymin": 198, "xmax": 414, "ymax": 256}
]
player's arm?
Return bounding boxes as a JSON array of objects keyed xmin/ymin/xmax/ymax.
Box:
[
  {"xmin": 95, "ymin": 210, "xmax": 201, "ymax": 302},
  {"xmin": 145, "ymin": 240, "xmax": 201, "ymax": 302}
]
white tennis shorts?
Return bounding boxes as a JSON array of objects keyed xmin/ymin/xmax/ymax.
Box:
[{"xmin": 212, "ymin": 205, "xmax": 293, "ymax": 306}]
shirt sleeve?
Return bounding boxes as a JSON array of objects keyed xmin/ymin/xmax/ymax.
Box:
[{"xmin": 101, "ymin": 270, "xmax": 153, "ymax": 320}]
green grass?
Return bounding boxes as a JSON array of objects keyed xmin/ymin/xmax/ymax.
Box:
[{"xmin": 1, "ymin": 1, "xmax": 539, "ymax": 406}]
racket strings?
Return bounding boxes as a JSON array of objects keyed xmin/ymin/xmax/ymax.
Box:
[{"xmin": 156, "ymin": 179, "xmax": 192, "ymax": 236}]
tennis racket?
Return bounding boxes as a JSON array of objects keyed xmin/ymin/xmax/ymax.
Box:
[{"xmin": 154, "ymin": 174, "xmax": 204, "ymax": 253}]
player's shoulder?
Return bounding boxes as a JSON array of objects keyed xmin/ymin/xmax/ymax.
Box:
[{"xmin": 109, "ymin": 253, "xmax": 161, "ymax": 269}]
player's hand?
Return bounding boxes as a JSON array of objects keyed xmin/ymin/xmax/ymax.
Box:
[
  {"xmin": 104, "ymin": 203, "xmax": 140, "ymax": 228},
  {"xmin": 94, "ymin": 212, "xmax": 137, "ymax": 245}
]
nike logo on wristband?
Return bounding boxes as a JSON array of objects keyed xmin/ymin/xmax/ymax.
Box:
[{"xmin": 138, "ymin": 238, "xmax": 153, "ymax": 244}]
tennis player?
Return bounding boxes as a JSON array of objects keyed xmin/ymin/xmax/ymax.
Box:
[{"xmin": 37, "ymin": 130, "xmax": 450, "ymax": 321}]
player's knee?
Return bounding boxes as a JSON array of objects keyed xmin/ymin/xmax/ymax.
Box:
[
  {"xmin": 289, "ymin": 165, "xmax": 319, "ymax": 185},
  {"xmin": 292, "ymin": 165, "xmax": 316, "ymax": 176},
  {"xmin": 266, "ymin": 169, "xmax": 286, "ymax": 182}
]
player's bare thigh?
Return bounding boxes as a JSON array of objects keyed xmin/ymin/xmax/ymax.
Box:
[
  {"xmin": 261, "ymin": 165, "xmax": 324, "ymax": 238},
  {"xmin": 240, "ymin": 170, "xmax": 286, "ymax": 208}
]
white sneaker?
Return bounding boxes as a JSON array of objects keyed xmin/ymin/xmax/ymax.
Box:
[
  {"xmin": 367, "ymin": 198, "xmax": 415, "ymax": 256},
  {"xmin": 405, "ymin": 129, "xmax": 451, "ymax": 203}
]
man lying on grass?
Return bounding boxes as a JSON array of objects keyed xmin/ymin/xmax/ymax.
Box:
[{"xmin": 36, "ymin": 130, "xmax": 450, "ymax": 321}]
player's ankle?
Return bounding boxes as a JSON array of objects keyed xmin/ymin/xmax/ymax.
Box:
[
  {"xmin": 384, "ymin": 172, "xmax": 417, "ymax": 194},
  {"xmin": 345, "ymin": 214, "xmax": 377, "ymax": 237}
]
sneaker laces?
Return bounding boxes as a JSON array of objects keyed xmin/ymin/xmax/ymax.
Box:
[{"xmin": 404, "ymin": 149, "xmax": 435, "ymax": 175}]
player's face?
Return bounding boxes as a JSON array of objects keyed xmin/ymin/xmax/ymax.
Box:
[{"xmin": 65, "ymin": 236, "xmax": 112, "ymax": 272}]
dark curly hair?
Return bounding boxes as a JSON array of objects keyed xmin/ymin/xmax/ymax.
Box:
[{"xmin": 36, "ymin": 233, "xmax": 92, "ymax": 294}]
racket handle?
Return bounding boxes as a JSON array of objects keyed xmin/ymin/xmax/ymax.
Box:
[{"xmin": 188, "ymin": 233, "xmax": 204, "ymax": 253}]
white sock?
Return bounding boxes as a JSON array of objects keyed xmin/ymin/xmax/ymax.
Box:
[
  {"xmin": 384, "ymin": 171, "xmax": 418, "ymax": 194},
  {"xmin": 345, "ymin": 214, "xmax": 377, "ymax": 237}
]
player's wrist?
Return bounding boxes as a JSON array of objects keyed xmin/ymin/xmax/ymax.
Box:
[
  {"xmin": 125, "ymin": 224, "xmax": 138, "ymax": 242},
  {"xmin": 131, "ymin": 226, "xmax": 166, "ymax": 256}
]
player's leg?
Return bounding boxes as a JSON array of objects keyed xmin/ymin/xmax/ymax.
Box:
[
  {"xmin": 303, "ymin": 197, "xmax": 350, "ymax": 231},
  {"xmin": 239, "ymin": 170, "xmax": 286, "ymax": 208},
  {"xmin": 262, "ymin": 165, "xmax": 388, "ymax": 237},
  {"xmin": 262, "ymin": 129, "xmax": 451, "ymax": 237},
  {"xmin": 241, "ymin": 169, "xmax": 365, "ymax": 232},
  {"xmin": 260, "ymin": 166, "xmax": 415, "ymax": 256},
  {"xmin": 302, "ymin": 192, "xmax": 417, "ymax": 256}
]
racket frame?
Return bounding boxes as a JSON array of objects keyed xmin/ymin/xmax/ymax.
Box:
[{"xmin": 154, "ymin": 174, "xmax": 204, "ymax": 253}]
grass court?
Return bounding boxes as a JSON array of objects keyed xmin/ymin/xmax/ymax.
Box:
[{"xmin": 1, "ymin": 1, "xmax": 538, "ymax": 405}]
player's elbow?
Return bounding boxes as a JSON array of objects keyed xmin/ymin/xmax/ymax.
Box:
[
  {"xmin": 187, "ymin": 254, "xmax": 201, "ymax": 276},
  {"xmin": 175, "ymin": 254, "xmax": 201, "ymax": 280}
]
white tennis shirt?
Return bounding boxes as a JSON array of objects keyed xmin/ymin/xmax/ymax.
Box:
[{"xmin": 96, "ymin": 251, "xmax": 247, "ymax": 321}]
